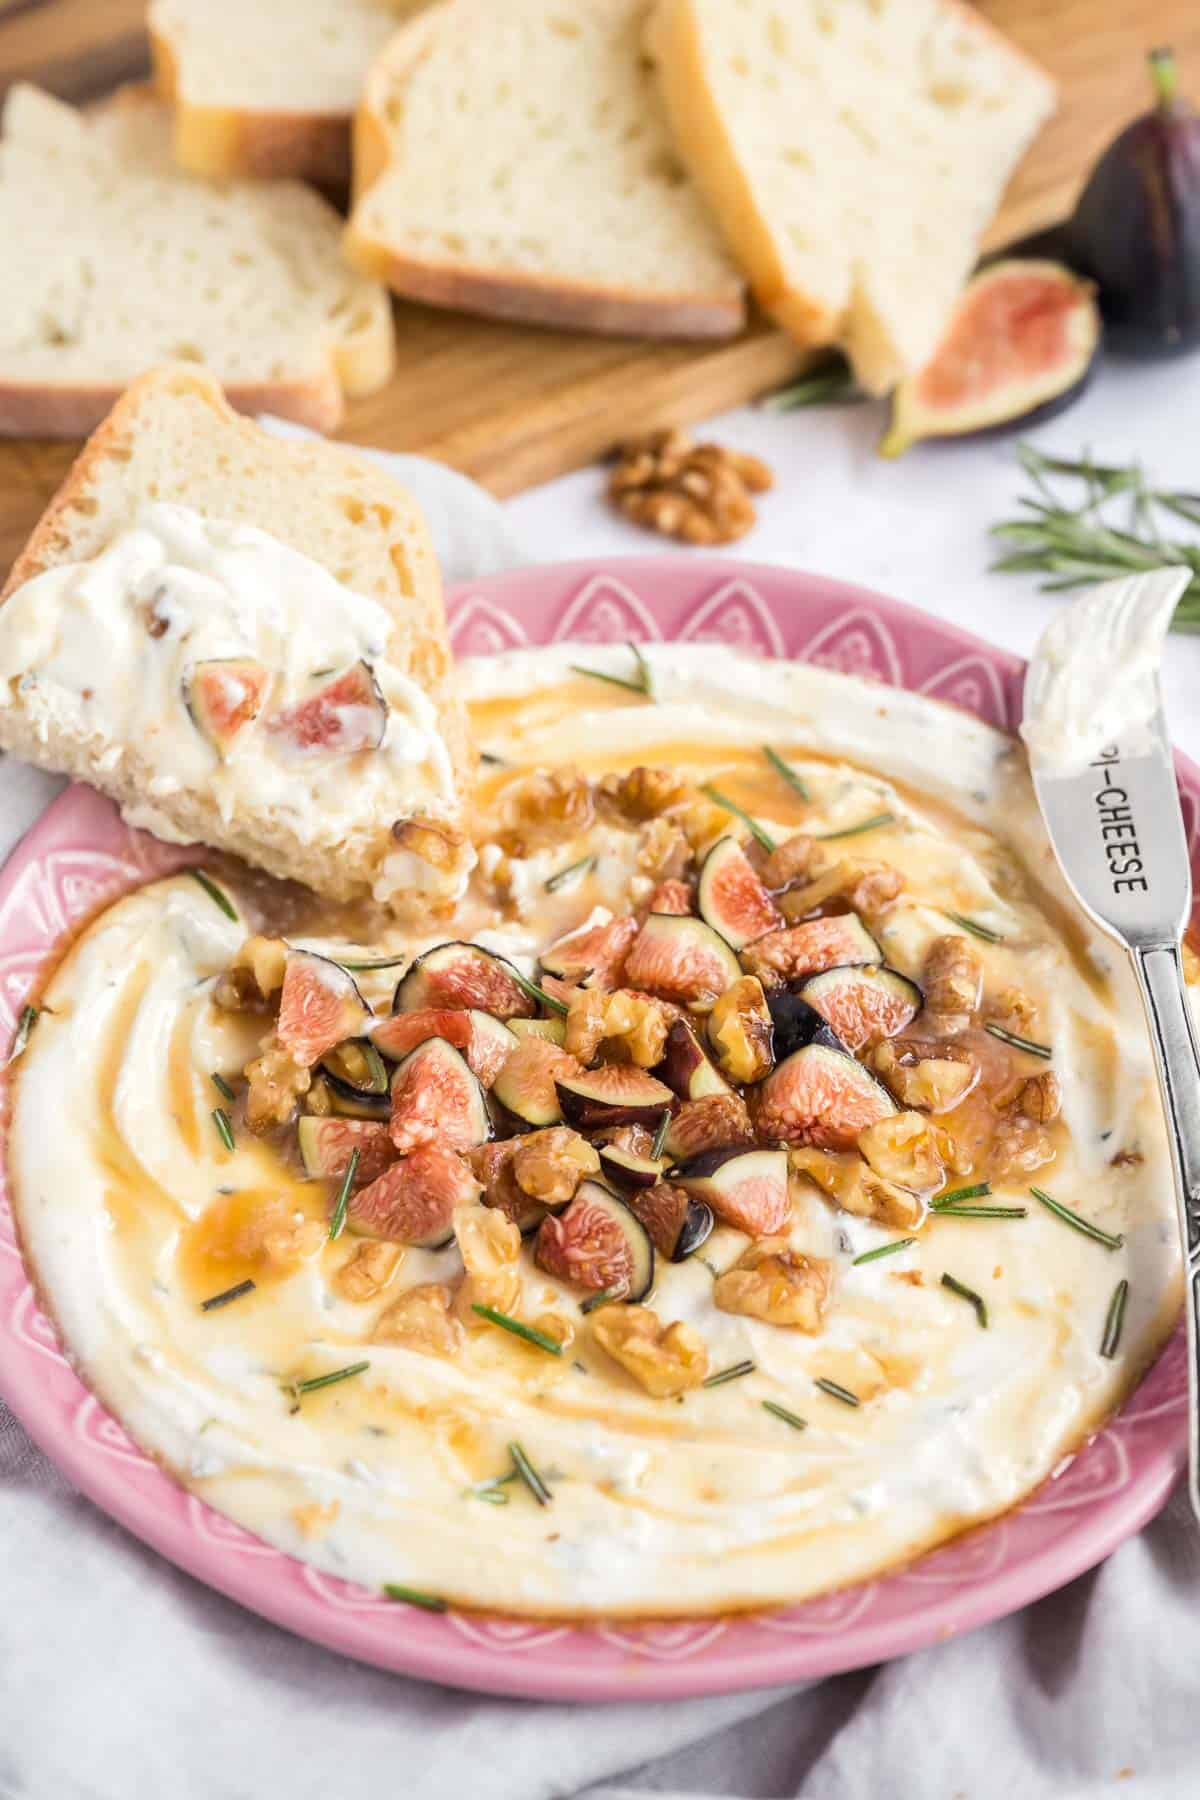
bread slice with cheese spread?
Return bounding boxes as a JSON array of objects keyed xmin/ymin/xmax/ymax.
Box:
[
  {"xmin": 0, "ymin": 83, "xmax": 394, "ymax": 438},
  {"xmin": 0, "ymin": 366, "xmax": 473, "ymax": 913},
  {"xmin": 149, "ymin": 0, "xmax": 432, "ymax": 187},
  {"xmin": 345, "ymin": 0, "xmax": 745, "ymax": 339},
  {"xmin": 645, "ymin": 0, "xmax": 1055, "ymax": 391}
]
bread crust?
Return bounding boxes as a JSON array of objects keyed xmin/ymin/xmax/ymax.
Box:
[{"xmin": 0, "ymin": 369, "xmax": 345, "ymax": 443}]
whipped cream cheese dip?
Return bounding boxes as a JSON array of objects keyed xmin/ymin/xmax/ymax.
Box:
[{"xmin": 9, "ymin": 644, "xmax": 1186, "ymax": 1617}]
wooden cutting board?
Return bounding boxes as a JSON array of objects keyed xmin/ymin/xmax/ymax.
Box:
[{"xmin": 0, "ymin": 0, "xmax": 1197, "ymax": 572}]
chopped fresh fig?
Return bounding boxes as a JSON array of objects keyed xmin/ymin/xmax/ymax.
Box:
[
  {"xmin": 668, "ymin": 1146, "xmax": 791, "ymax": 1237},
  {"xmin": 472, "ymin": 1141, "xmax": 546, "ymax": 1236},
  {"xmin": 799, "ymin": 965, "xmax": 921, "ymax": 1053},
  {"xmin": 507, "ymin": 1016, "xmax": 567, "ymax": 1048},
  {"xmin": 663, "ymin": 1093, "xmax": 755, "ymax": 1162},
  {"xmin": 389, "ymin": 1038, "xmax": 491, "ymax": 1155},
  {"xmin": 656, "ymin": 1017, "xmax": 731, "ymax": 1100},
  {"xmin": 623, "ymin": 913, "xmax": 742, "ymax": 1011},
  {"xmin": 753, "ymin": 1043, "xmax": 896, "ymax": 1150},
  {"xmin": 297, "ymin": 1116, "xmax": 394, "ymax": 1186},
  {"xmin": 490, "ymin": 1035, "xmax": 581, "ymax": 1130},
  {"xmin": 535, "ymin": 1180, "xmax": 654, "ymax": 1298},
  {"xmin": 745, "ymin": 916, "xmax": 881, "ymax": 984},
  {"xmin": 556, "ymin": 1065, "xmax": 676, "ymax": 1131},
  {"xmin": 320, "ymin": 1075, "xmax": 390, "ymax": 1120},
  {"xmin": 393, "ymin": 941, "xmax": 537, "ymax": 1019},
  {"xmin": 370, "ymin": 1006, "xmax": 517, "ymax": 1085},
  {"xmin": 185, "ymin": 658, "xmax": 270, "ymax": 753},
  {"xmin": 539, "ymin": 915, "xmax": 638, "ymax": 989},
  {"xmin": 276, "ymin": 950, "xmax": 368, "ymax": 1069},
  {"xmin": 697, "ymin": 837, "xmax": 783, "ymax": 948},
  {"xmin": 707, "ymin": 975, "xmax": 775, "ymax": 1083},
  {"xmin": 347, "ymin": 1144, "xmax": 478, "ymax": 1247},
  {"xmin": 597, "ymin": 1144, "xmax": 667, "ymax": 1191},
  {"xmin": 265, "ymin": 661, "xmax": 388, "ymax": 759},
  {"xmin": 880, "ymin": 260, "xmax": 1100, "ymax": 456},
  {"xmin": 626, "ymin": 1180, "xmax": 714, "ymax": 1262},
  {"xmin": 767, "ymin": 989, "xmax": 847, "ymax": 1062}
]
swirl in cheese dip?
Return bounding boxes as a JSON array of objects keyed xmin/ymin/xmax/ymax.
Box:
[{"xmin": 9, "ymin": 644, "xmax": 1186, "ymax": 1617}]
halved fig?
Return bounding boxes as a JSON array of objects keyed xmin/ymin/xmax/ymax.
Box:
[
  {"xmin": 707, "ymin": 975, "xmax": 775, "ymax": 1083},
  {"xmin": 656, "ymin": 1017, "xmax": 731, "ymax": 1100},
  {"xmin": 265, "ymin": 661, "xmax": 387, "ymax": 759},
  {"xmin": 185, "ymin": 658, "xmax": 270, "ymax": 752},
  {"xmin": 800, "ymin": 966, "xmax": 922, "ymax": 1053},
  {"xmin": 767, "ymin": 989, "xmax": 847, "ymax": 1062},
  {"xmin": 370, "ymin": 1007, "xmax": 517, "ymax": 1085},
  {"xmin": 276, "ymin": 950, "xmax": 368, "ymax": 1069},
  {"xmin": 297, "ymin": 1116, "xmax": 394, "ymax": 1186},
  {"xmin": 753, "ymin": 1043, "xmax": 895, "ymax": 1150},
  {"xmin": 534, "ymin": 1180, "xmax": 654, "ymax": 1298},
  {"xmin": 879, "ymin": 260, "xmax": 1101, "ymax": 457},
  {"xmin": 556, "ymin": 1066, "xmax": 676, "ymax": 1131},
  {"xmin": 669, "ymin": 1146, "xmax": 791, "ymax": 1237},
  {"xmin": 698, "ymin": 837, "xmax": 783, "ymax": 948},
  {"xmin": 347, "ymin": 1144, "xmax": 479, "ymax": 1247},
  {"xmin": 507, "ymin": 1016, "xmax": 567, "ymax": 1048},
  {"xmin": 623, "ymin": 914, "xmax": 742, "ymax": 1011},
  {"xmin": 389, "ymin": 1038, "xmax": 490, "ymax": 1155},
  {"xmin": 490, "ymin": 1035, "xmax": 581, "ymax": 1130},
  {"xmin": 539, "ymin": 915, "xmax": 638, "ymax": 990},
  {"xmin": 625, "ymin": 1180, "xmax": 715, "ymax": 1262},
  {"xmin": 393, "ymin": 942, "xmax": 536, "ymax": 1020},
  {"xmin": 663, "ymin": 1093, "xmax": 755, "ymax": 1162},
  {"xmin": 597, "ymin": 1144, "xmax": 667, "ymax": 1191},
  {"xmin": 746, "ymin": 916, "xmax": 881, "ymax": 984}
]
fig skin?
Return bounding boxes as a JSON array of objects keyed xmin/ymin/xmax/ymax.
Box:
[{"xmin": 1065, "ymin": 47, "xmax": 1200, "ymax": 358}]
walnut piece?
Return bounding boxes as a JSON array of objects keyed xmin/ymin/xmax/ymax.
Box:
[
  {"xmin": 758, "ymin": 832, "xmax": 820, "ymax": 891},
  {"xmin": 858, "ymin": 1111, "xmax": 945, "ymax": 1194},
  {"xmin": 333, "ymin": 1239, "xmax": 404, "ymax": 1303},
  {"xmin": 791, "ymin": 1147, "xmax": 925, "ymax": 1230},
  {"xmin": 512, "ymin": 1127, "xmax": 600, "ymax": 1203},
  {"xmin": 714, "ymin": 1237, "xmax": 832, "ymax": 1332},
  {"xmin": 453, "ymin": 1202, "xmax": 522, "ymax": 1326},
  {"xmin": 667, "ymin": 1093, "xmax": 755, "ymax": 1161},
  {"xmin": 778, "ymin": 858, "xmax": 904, "ymax": 926},
  {"xmin": 375, "ymin": 1282, "xmax": 464, "ymax": 1357},
  {"xmin": 707, "ymin": 975, "xmax": 774, "ymax": 1083},
  {"xmin": 599, "ymin": 765, "xmax": 692, "ymax": 822},
  {"xmin": 990, "ymin": 1116, "xmax": 1055, "ymax": 1179},
  {"xmin": 608, "ymin": 429, "xmax": 772, "ymax": 546},
  {"xmin": 1017, "ymin": 1070, "xmax": 1062, "ymax": 1123},
  {"xmin": 214, "ymin": 934, "xmax": 287, "ymax": 1013},
  {"xmin": 497, "ymin": 767, "xmax": 595, "ymax": 857},
  {"xmin": 243, "ymin": 1033, "xmax": 311, "ymax": 1131},
  {"xmin": 590, "ymin": 1304, "xmax": 709, "ymax": 1396},
  {"xmin": 872, "ymin": 1039, "xmax": 978, "ymax": 1113},
  {"xmin": 922, "ymin": 935, "xmax": 982, "ymax": 1031},
  {"xmin": 564, "ymin": 987, "xmax": 675, "ymax": 1067},
  {"xmin": 987, "ymin": 987, "xmax": 1039, "ymax": 1036}
]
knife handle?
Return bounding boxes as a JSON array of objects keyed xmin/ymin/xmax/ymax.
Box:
[{"xmin": 1133, "ymin": 942, "xmax": 1200, "ymax": 1521}]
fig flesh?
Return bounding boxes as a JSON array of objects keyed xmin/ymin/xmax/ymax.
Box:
[
  {"xmin": 753, "ymin": 1042, "xmax": 895, "ymax": 1150},
  {"xmin": 697, "ymin": 837, "xmax": 782, "ymax": 948},
  {"xmin": 276, "ymin": 950, "xmax": 368, "ymax": 1069},
  {"xmin": 799, "ymin": 965, "xmax": 921, "ymax": 1053},
  {"xmin": 535, "ymin": 1181, "xmax": 654, "ymax": 1298},
  {"xmin": 656, "ymin": 1017, "xmax": 732, "ymax": 1101},
  {"xmin": 393, "ymin": 942, "xmax": 537, "ymax": 1020},
  {"xmin": 668, "ymin": 1146, "xmax": 791, "ymax": 1237},
  {"xmin": 556, "ymin": 1065, "xmax": 676, "ymax": 1131},
  {"xmin": 623, "ymin": 913, "xmax": 742, "ymax": 1010},
  {"xmin": 880, "ymin": 260, "xmax": 1100, "ymax": 456}
]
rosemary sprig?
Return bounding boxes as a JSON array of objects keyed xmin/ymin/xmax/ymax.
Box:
[
  {"xmin": 651, "ymin": 1109, "xmax": 672, "ymax": 1160},
  {"xmin": 931, "ymin": 1205, "xmax": 1028, "ymax": 1220},
  {"xmin": 990, "ymin": 443, "xmax": 1200, "ymax": 631},
  {"xmin": 852, "ymin": 1237, "xmax": 916, "ymax": 1266},
  {"xmin": 545, "ymin": 854, "xmax": 597, "ymax": 895},
  {"xmin": 336, "ymin": 953, "xmax": 410, "ymax": 973},
  {"xmin": 818, "ymin": 812, "xmax": 895, "ymax": 842},
  {"xmin": 627, "ymin": 640, "xmax": 656, "ymax": 699},
  {"xmin": 201, "ymin": 1277, "xmax": 256, "ymax": 1312},
  {"xmin": 700, "ymin": 784, "xmax": 776, "ymax": 851},
  {"xmin": 7, "ymin": 1003, "xmax": 38, "ymax": 1065},
  {"xmin": 328, "ymin": 1147, "xmax": 360, "ymax": 1241},
  {"xmin": 763, "ymin": 745, "xmax": 810, "ymax": 803},
  {"xmin": 761, "ymin": 355, "xmax": 861, "ymax": 413},
  {"xmin": 288, "ymin": 1360, "xmax": 370, "ymax": 1399},
  {"xmin": 944, "ymin": 911, "xmax": 1004, "ymax": 945},
  {"xmin": 509, "ymin": 966, "xmax": 569, "ymax": 1019},
  {"xmin": 702, "ymin": 1358, "xmax": 756, "ymax": 1389},
  {"xmin": 1100, "ymin": 1279, "xmax": 1130, "ymax": 1359},
  {"xmin": 211, "ymin": 1107, "xmax": 235, "ymax": 1153},
  {"xmin": 815, "ymin": 1377, "xmax": 860, "ymax": 1408},
  {"xmin": 188, "ymin": 868, "xmax": 238, "ymax": 921},
  {"xmin": 941, "ymin": 1271, "xmax": 989, "ymax": 1328},
  {"xmin": 571, "ymin": 641, "xmax": 655, "ymax": 698},
  {"xmin": 211, "ymin": 1071, "xmax": 236, "ymax": 1103},
  {"xmin": 472, "ymin": 1304, "xmax": 564, "ymax": 1356},
  {"xmin": 509, "ymin": 1439, "xmax": 553, "ymax": 1506},
  {"xmin": 1030, "ymin": 1185, "xmax": 1124, "ymax": 1251},
  {"xmin": 383, "ymin": 1583, "xmax": 448, "ymax": 1612},
  {"xmin": 932, "ymin": 1183, "xmax": 992, "ymax": 1208},
  {"xmin": 762, "ymin": 1399, "xmax": 808, "ymax": 1431},
  {"xmin": 985, "ymin": 1022, "xmax": 1052, "ymax": 1060}
]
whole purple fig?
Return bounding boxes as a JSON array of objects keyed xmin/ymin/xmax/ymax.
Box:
[{"xmin": 1066, "ymin": 48, "xmax": 1200, "ymax": 356}]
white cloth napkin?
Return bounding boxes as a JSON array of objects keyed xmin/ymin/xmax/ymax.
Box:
[{"xmin": 5, "ymin": 360, "xmax": 1200, "ymax": 1800}]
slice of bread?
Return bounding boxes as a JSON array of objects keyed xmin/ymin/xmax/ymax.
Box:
[
  {"xmin": 0, "ymin": 84, "xmax": 394, "ymax": 438},
  {"xmin": 345, "ymin": 0, "xmax": 746, "ymax": 340},
  {"xmin": 149, "ymin": 0, "xmax": 432, "ymax": 188},
  {"xmin": 646, "ymin": 0, "xmax": 1055, "ymax": 391},
  {"xmin": 0, "ymin": 366, "xmax": 473, "ymax": 913}
]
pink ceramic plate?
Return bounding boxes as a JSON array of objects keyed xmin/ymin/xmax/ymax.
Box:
[{"xmin": 0, "ymin": 558, "xmax": 1192, "ymax": 1701}]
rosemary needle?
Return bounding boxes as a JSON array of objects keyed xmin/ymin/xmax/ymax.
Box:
[
  {"xmin": 932, "ymin": 1184, "xmax": 992, "ymax": 1209},
  {"xmin": 651, "ymin": 1109, "xmax": 672, "ymax": 1160},
  {"xmin": 763, "ymin": 744, "xmax": 810, "ymax": 802},
  {"xmin": 941, "ymin": 1271, "xmax": 989, "ymax": 1329},
  {"xmin": 818, "ymin": 812, "xmax": 895, "ymax": 842},
  {"xmin": 384, "ymin": 1583, "xmax": 449, "ymax": 1612},
  {"xmin": 931, "ymin": 1205, "xmax": 1028, "ymax": 1220},
  {"xmin": 580, "ymin": 1288, "xmax": 620, "ymax": 1315},
  {"xmin": 509, "ymin": 1440, "xmax": 553, "ymax": 1505},
  {"xmin": 1100, "ymin": 1279, "xmax": 1130, "ymax": 1359},
  {"xmin": 211, "ymin": 1107, "xmax": 235, "ymax": 1153},
  {"xmin": 336, "ymin": 953, "xmax": 410, "ymax": 973},
  {"xmin": 328, "ymin": 1147, "xmax": 360, "ymax": 1241},
  {"xmin": 289, "ymin": 1360, "xmax": 370, "ymax": 1399},
  {"xmin": 944, "ymin": 911, "xmax": 1005, "ymax": 945},
  {"xmin": 7, "ymin": 1003, "xmax": 38, "ymax": 1065},
  {"xmin": 200, "ymin": 1278, "xmax": 256, "ymax": 1312},
  {"xmin": 188, "ymin": 868, "xmax": 238, "ymax": 921},
  {"xmin": 985, "ymin": 1022, "xmax": 1053, "ymax": 1060},
  {"xmin": 210, "ymin": 1071, "xmax": 236, "ymax": 1103},
  {"xmin": 703, "ymin": 1359, "xmax": 756, "ymax": 1389},
  {"xmin": 852, "ymin": 1237, "xmax": 916, "ymax": 1266},
  {"xmin": 545, "ymin": 854, "xmax": 597, "ymax": 895},
  {"xmin": 1030, "ymin": 1185, "xmax": 1124, "ymax": 1251},
  {"xmin": 627, "ymin": 640, "xmax": 656, "ymax": 699},
  {"xmin": 509, "ymin": 966, "xmax": 569, "ymax": 1019},
  {"xmin": 570, "ymin": 663, "xmax": 646, "ymax": 696},
  {"xmin": 815, "ymin": 1377, "xmax": 860, "ymax": 1408},
  {"xmin": 700, "ymin": 784, "xmax": 776, "ymax": 851},
  {"xmin": 762, "ymin": 1400, "xmax": 808, "ymax": 1431},
  {"xmin": 472, "ymin": 1305, "xmax": 564, "ymax": 1356}
]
